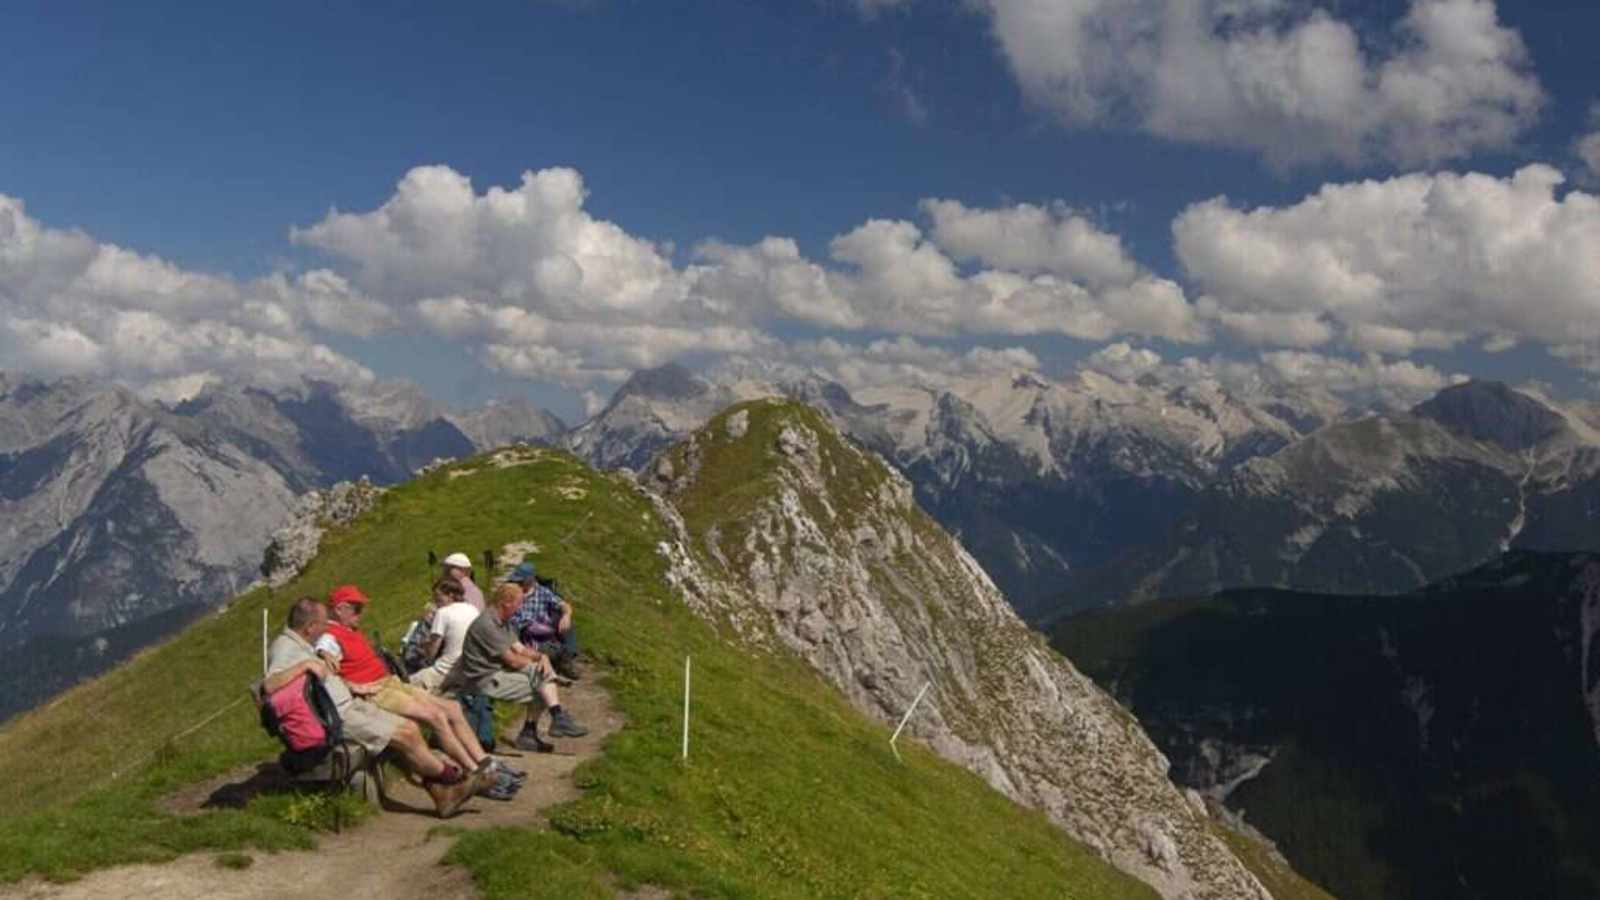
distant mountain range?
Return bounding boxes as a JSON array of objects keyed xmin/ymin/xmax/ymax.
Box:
[
  {"xmin": 7, "ymin": 361, "xmax": 1600, "ymax": 721},
  {"xmin": 567, "ymin": 361, "xmax": 1348, "ymax": 618},
  {"xmin": 566, "ymin": 364, "xmax": 1600, "ymax": 622},
  {"xmin": 1053, "ymin": 550, "xmax": 1600, "ymax": 900},
  {"xmin": 1058, "ymin": 381, "xmax": 1600, "ymax": 617}
]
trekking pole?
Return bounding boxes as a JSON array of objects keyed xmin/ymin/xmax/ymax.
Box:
[{"xmin": 261, "ymin": 608, "xmax": 268, "ymax": 677}]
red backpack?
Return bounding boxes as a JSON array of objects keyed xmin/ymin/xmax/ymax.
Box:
[{"xmin": 258, "ymin": 673, "xmax": 344, "ymax": 773}]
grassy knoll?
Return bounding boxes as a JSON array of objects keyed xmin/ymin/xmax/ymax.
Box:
[{"xmin": 0, "ymin": 446, "xmax": 1155, "ymax": 898}]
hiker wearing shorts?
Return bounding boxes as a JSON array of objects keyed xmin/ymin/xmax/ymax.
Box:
[
  {"xmin": 318, "ymin": 584, "xmax": 520, "ymax": 799},
  {"xmin": 443, "ymin": 582, "xmax": 588, "ymax": 750},
  {"xmin": 265, "ymin": 597, "xmax": 484, "ymax": 816}
]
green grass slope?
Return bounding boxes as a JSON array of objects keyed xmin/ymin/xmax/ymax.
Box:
[{"xmin": 0, "ymin": 446, "xmax": 1154, "ymax": 899}]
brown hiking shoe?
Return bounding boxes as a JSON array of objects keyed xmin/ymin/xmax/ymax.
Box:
[{"xmin": 426, "ymin": 771, "xmax": 480, "ymax": 818}]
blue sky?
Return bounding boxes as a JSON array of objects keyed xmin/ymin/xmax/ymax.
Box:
[{"xmin": 3, "ymin": 0, "xmax": 1598, "ymax": 419}]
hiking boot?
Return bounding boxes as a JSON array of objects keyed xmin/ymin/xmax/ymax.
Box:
[
  {"xmin": 548, "ymin": 710, "xmax": 588, "ymax": 738},
  {"xmin": 426, "ymin": 775, "xmax": 476, "ymax": 818},
  {"xmin": 478, "ymin": 770, "xmax": 520, "ymax": 801},
  {"xmin": 513, "ymin": 729, "xmax": 555, "ymax": 753},
  {"xmin": 489, "ymin": 752, "xmax": 528, "ymax": 775},
  {"xmin": 554, "ymin": 657, "xmax": 582, "ymax": 681},
  {"xmin": 492, "ymin": 758, "xmax": 527, "ymax": 781}
]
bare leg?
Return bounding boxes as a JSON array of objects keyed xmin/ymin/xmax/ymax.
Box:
[
  {"xmin": 428, "ymin": 695, "xmax": 488, "ymax": 764},
  {"xmin": 380, "ymin": 692, "xmax": 478, "ymax": 772},
  {"xmin": 387, "ymin": 721, "xmax": 447, "ymax": 780}
]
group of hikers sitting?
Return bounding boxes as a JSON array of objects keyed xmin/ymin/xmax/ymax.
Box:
[{"xmin": 261, "ymin": 553, "xmax": 588, "ymax": 817}]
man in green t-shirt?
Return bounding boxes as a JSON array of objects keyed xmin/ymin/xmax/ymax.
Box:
[{"xmin": 443, "ymin": 583, "xmax": 588, "ymax": 750}]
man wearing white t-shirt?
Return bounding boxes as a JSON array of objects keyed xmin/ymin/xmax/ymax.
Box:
[{"xmin": 411, "ymin": 577, "xmax": 483, "ymax": 693}]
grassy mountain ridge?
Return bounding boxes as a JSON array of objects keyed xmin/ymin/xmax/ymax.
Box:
[{"xmin": 0, "ymin": 443, "xmax": 1155, "ymax": 898}]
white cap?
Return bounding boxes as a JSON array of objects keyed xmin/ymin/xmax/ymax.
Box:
[{"xmin": 442, "ymin": 552, "xmax": 473, "ymax": 569}]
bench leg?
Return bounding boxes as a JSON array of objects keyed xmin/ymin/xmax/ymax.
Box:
[{"xmin": 350, "ymin": 759, "xmax": 385, "ymax": 807}]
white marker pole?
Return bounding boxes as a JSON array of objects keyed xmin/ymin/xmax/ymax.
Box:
[
  {"xmin": 889, "ymin": 682, "xmax": 932, "ymax": 763},
  {"xmin": 261, "ymin": 608, "xmax": 269, "ymax": 676},
  {"xmin": 681, "ymin": 655, "xmax": 692, "ymax": 762}
]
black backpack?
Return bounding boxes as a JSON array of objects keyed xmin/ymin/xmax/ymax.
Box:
[
  {"xmin": 258, "ymin": 673, "xmax": 345, "ymax": 775},
  {"xmin": 398, "ymin": 619, "xmax": 433, "ymax": 675}
]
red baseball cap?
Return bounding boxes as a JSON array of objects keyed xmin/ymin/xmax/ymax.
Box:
[{"xmin": 328, "ymin": 584, "xmax": 370, "ymax": 607}]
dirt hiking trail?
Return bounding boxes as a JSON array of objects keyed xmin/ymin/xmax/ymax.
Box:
[{"xmin": 4, "ymin": 676, "xmax": 623, "ymax": 900}]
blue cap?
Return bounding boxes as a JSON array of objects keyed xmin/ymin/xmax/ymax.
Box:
[{"xmin": 507, "ymin": 561, "xmax": 536, "ymax": 582}]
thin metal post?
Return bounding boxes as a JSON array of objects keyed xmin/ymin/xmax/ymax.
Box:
[
  {"xmin": 889, "ymin": 682, "xmax": 932, "ymax": 762},
  {"xmin": 681, "ymin": 655, "xmax": 692, "ymax": 762}
]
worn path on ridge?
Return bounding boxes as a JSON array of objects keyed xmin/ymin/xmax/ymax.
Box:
[{"xmin": 4, "ymin": 676, "xmax": 623, "ymax": 900}]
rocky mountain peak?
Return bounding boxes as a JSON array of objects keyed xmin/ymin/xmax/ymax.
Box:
[
  {"xmin": 1012, "ymin": 370, "xmax": 1049, "ymax": 391},
  {"xmin": 1412, "ymin": 380, "xmax": 1567, "ymax": 452},
  {"xmin": 607, "ymin": 362, "xmax": 708, "ymax": 409},
  {"xmin": 649, "ymin": 400, "xmax": 1277, "ymax": 899}
]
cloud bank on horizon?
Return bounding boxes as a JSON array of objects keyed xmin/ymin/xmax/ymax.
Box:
[
  {"xmin": 0, "ymin": 0, "xmax": 1595, "ymax": 414},
  {"xmin": 5, "ymin": 157, "xmax": 1594, "ymax": 410}
]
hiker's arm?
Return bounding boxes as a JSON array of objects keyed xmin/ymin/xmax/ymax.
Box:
[
  {"xmin": 263, "ymin": 658, "xmax": 329, "ymax": 693},
  {"xmin": 557, "ymin": 600, "xmax": 573, "ymax": 633},
  {"xmin": 500, "ymin": 644, "xmax": 533, "ymax": 668},
  {"xmin": 501, "ymin": 644, "xmax": 553, "ymax": 676}
]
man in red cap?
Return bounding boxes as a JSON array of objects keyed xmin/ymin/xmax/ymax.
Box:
[{"xmin": 318, "ymin": 584, "xmax": 522, "ymax": 799}]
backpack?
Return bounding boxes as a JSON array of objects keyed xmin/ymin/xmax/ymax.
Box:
[
  {"xmin": 457, "ymin": 690, "xmax": 497, "ymax": 752},
  {"xmin": 260, "ymin": 673, "xmax": 344, "ymax": 775},
  {"xmin": 398, "ymin": 618, "xmax": 433, "ymax": 675}
]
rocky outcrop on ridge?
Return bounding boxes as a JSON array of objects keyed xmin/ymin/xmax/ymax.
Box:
[
  {"xmin": 648, "ymin": 400, "xmax": 1275, "ymax": 900},
  {"xmin": 258, "ymin": 478, "xmax": 386, "ymax": 588}
]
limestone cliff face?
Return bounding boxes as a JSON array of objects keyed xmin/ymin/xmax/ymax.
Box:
[
  {"xmin": 646, "ymin": 400, "xmax": 1272, "ymax": 900},
  {"xmin": 0, "ymin": 375, "xmax": 299, "ymax": 647}
]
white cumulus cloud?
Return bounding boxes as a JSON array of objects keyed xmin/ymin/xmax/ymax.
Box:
[
  {"xmin": 1082, "ymin": 342, "xmax": 1165, "ymax": 381},
  {"xmin": 295, "ymin": 166, "xmax": 1208, "ymax": 384},
  {"xmin": 1174, "ymin": 165, "xmax": 1600, "ymax": 357},
  {"xmin": 980, "ymin": 0, "xmax": 1543, "ymax": 167},
  {"xmin": 293, "ymin": 165, "xmax": 686, "ymax": 318},
  {"xmin": 765, "ymin": 335, "xmax": 1044, "ymax": 394},
  {"xmin": 0, "ymin": 194, "xmax": 374, "ymax": 390}
]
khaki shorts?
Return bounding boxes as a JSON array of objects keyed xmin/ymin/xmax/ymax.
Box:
[
  {"xmin": 336, "ymin": 698, "xmax": 402, "ymax": 754},
  {"xmin": 409, "ymin": 666, "xmax": 446, "ymax": 694},
  {"xmin": 472, "ymin": 666, "xmax": 547, "ymax": 706},
  {"xmin": 363, "ymin": 675, "xmax": 440, "ymax": 714}
]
